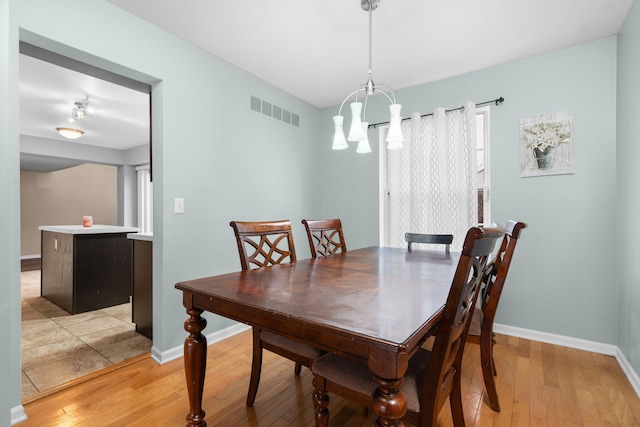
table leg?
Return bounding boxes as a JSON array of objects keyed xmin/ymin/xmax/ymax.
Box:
[
  {"xmin": 183, "ymin": 307, "xmax": 208, "ymax": 427},
  {"xmin": 371, "ymin": 375, "xmax": 407, "ymax": 427}
]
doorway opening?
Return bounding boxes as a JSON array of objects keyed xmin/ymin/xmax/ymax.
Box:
[{"xmin": 19, "ymin": 42, "xmax": 153, "ymax": 401}]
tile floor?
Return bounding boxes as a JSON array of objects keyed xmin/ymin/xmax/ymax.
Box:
[{"xmin": 21, "ymin": 270, "xmax": 152, "ymax": 400}]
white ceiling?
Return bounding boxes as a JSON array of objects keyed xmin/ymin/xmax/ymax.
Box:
[
  {"xmin": 20, "ymin": 53, "xmax": 150, "ymax": 151},
  {"xmin": 19, "ymin": 0, "xmax": 633, "ymax": 169},
  {"xmin": 107, "ymin": 0, "xmax": 633, "ymax": 108}
]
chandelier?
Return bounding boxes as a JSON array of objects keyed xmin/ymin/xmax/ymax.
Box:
[
  {"xmin": 332, "ymin": 0, "xmax": 404, "ymax": 154},
  {"xmin": 56, "ymin": 99, "xmax": 89, "ymax": 139}
]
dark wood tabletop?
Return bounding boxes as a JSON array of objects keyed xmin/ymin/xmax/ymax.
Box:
[{"xmin": 175, "ymin": 246, "xmax": 460, "ymax": 426}]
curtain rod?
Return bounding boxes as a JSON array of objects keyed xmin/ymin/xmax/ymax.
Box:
[{"xmin": 368, "ymin": 96, "xmax": 505, "ymax": 128}]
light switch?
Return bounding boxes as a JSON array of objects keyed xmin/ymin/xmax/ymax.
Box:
[{"xmin": 174, "ymin": 198, "xmax": 185, "ymax": 214}]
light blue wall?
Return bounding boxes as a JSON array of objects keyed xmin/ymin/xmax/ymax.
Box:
[
  {"xmin": 1, "ymin": 0, "xmax": 22, "ymax": 423},
  {"xmin": 617, "ymin": 0, "xmax": 640, "ymax": 377},
  {"xmin": 2, "ymin": 0, "xmax": 324, "ymax": 419},
  {"xmin": 321, "ymin": 37, "xmax": 619, "ymax": 344}
]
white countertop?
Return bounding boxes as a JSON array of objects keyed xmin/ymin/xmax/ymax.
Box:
[
  {"xmin": 127, "ymin": 232, "xmax": 153, "ymax": 241},
  {"xmin": 39, "ymin": 225, "xmax": 140, "ymax": 235}
]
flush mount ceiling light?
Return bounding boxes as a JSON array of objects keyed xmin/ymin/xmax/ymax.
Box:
[
  {"xmin": 332, "ymin": 0, "xmax": 404, "ymax": 153},
  {"xmin": 56, "ymin": 127, "xmax": 85, "ymax": 139}
]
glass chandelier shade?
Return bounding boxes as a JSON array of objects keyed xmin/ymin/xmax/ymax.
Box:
[
  {"xmin": 385, "ymin": 104, "xmax": 404, "ymax": 149},
  {"xmin": 347, "ymin": 102, "xmax": 366, "ymax": 142},
  {"xmin": 331, "ymin": 0, "xmax": 404, "ymax": 153},
  {"xmin": 332, "ymin": 116, "xmax": 349, "ymax": 150},
  {"xmin": 356, "ymin": 121, "xmax": 372, "ymax": 153}
]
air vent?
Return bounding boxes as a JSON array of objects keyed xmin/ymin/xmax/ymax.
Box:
[{"xmin": 250, "ymin": 96, "xmax": 299, "ymax": 128}]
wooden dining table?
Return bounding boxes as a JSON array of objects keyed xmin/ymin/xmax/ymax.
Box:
[{"xmin": 175, "ymin": 246, "xmax": 460, "ymax": 427}]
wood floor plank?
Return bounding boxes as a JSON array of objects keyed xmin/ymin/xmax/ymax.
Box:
[
  {"xmin": 18, "ymin": 329, "xmax": 640, "ymax": 427},
  {"xmin": 507, "ymin": 352, "xmax": 530, "ymax": 427},
  {"xmin": 529, "ymin": 340, "xmax": 545, "ymax": 403},
  {"xmin": 541, "ymin": 342, "xmax": 559, "ymax": 388},
  {"xmin": 552, "ymin": 345, "xmax": 583, "ymax": 426},
  {"xmin": 575, "ymin": 388, "xmax": 604, "ymax": 427}
]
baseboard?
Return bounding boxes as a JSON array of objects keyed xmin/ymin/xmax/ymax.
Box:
[
  {"xmin": 151, "ymin": 323, "xmax": 251, "ymax": 365},
  {"xmin": 494, "ymin": 323, "xmax": 618, "ymax": 355},
  {"xmin": 615, "ymin": 347, "xmax": 640, "ymax": 398},
  {"xmin": 20, "ymin": 256, "xmax": 41, "ymax": 272},
  {"xmin": 10, "ymin": 404, "xmax": 27, "ymax": 425},
  {"xmin": 494, "ymin": 323, "xmax": 640, "ymax": 400}
]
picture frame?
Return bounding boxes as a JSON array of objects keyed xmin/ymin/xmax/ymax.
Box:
[{"xmin": 520, "ymin": 111, "xmax": 574, "ymax": 177}]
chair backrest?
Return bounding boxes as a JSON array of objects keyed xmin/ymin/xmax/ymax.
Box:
[
  {"xmin": 415, "ymin": 225, "xmax": 503, "ymax": 426},
  {"xmin": 301, "ymin": 219, "xmax": 347, "ymax": 258},
  {"xmin": 405, "ymin": 233, "xmax": 454, "ymax": 254},
  {"xmin": 478, "ymin": 220, "xmax": 527, "ymax": 327},
  {"xmin": 229, "ymin": 220, "xmax": 297, "ymax": 271}
]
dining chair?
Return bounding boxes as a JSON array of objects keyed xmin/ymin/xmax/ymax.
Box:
[
  {"xmin": 466, "ymin": 220, "xmax": 527, "ymax": 412},
  {"xmin": 229, "ymin": 220, "xmax": 325, "ymax": 406},
  {"xmin": 301, "ymin": 219, "xmax": 347, "ymax": 258},
  {"xmin": 405, "ymin": 232, "xmax": 454, "ymax": 254},
  {"xmin": 311, "ymin": 224, "xmax": 504, "ymax": 427}
]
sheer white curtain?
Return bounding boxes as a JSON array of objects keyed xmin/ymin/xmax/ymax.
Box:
[{"xmin": 385, "ymin": 101, "xmax": 477, "ymax": 250}]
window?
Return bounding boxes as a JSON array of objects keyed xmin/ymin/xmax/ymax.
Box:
[
  {"xmin": 136, "ymin": 164, "xmax": 153, "ymax": 234},
  {"xmin": 476, "ymin": 106, "xmax": 490, "ymax": 225},
  {"xmin": 379, "ymin": 106, "xmax": 491, "ymax": 245}
]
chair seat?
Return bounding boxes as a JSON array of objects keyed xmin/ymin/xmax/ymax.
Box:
[
  {"xmin": 468, "ymin": 305, "xmax": 483, "ymax": 337},
  {"xmin": 312, "ymin": 348, "xmax": 431, "ymax": 415},
  {"xmin": 261, "ymin": 331, "xmax": 324, "ymax": 360}
]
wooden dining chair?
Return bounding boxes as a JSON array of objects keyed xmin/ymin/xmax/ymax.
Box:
[
  {"xmin": 229, "ymin": 220, "xmax": 325, "ymax": 406},
  {"xmin": 405, "ymin": 232, "xmax": 454, "ymax": 254},
  {"xmin": 301, "ymin": 219, "xmax": 347, "ymax": 258},
  {"xmin": 312, "ymin": 225, "xmax": 504, "ymax": 427},
  {"xmin": 466, "ymin": 220, "xmax": 527, "ymax": 412}
]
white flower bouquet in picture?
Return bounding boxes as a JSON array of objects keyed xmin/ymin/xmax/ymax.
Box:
[{"xmin": 520, "ymin": 111, "xmax": 574, "ymax": 177}]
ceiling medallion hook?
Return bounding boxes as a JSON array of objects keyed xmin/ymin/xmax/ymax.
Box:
[{"xmin": 361, "ymin": 0, "xmax": 379, "ymax": 12}]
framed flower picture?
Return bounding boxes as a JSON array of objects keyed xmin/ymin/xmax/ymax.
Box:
[{"xmin": 520, "ymin": 111, "xmax": 574, "ymax": 177}]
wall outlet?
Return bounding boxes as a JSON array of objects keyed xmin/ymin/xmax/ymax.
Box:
[{"xmin": 174, "ymin": 198, "xmax": 185, "ymax": 214}]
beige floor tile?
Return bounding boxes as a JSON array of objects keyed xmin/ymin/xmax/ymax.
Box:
[
  {"xmin": 20, "ymin": 271, "xmax": 41, "ymax": 300},
  {"xmin": 82, "ymin": 329, "xmax": 152, "ymax": 364},
  {"xmin": 21, "ymin": 371, "xmax": 38, "ymax": 399},
  {"xmin": 21, "ymin": 321, "xmax": 76, "ymax": 351},
  {"xmin": 24, "ymin": 346, "xmax": 113, "ymax": 392},
  {"xmin": 63, "ymin": 315, "xmax": 129, "ymax": 337},
  {"xmin": 51, "ymin": 308, "xmax": 110, "ymax": 327},
  {"xmin": 24, "ymin": 296, "xmax": 69, "ymax": 318},
  {"xmin": 21, "ymin": 302, "xmax": 47, "ymax": 321},
  {"xmin": 79, "ymin": 321, "xmax": 133, "ymax": 338},
  {"xmin": 101, "ymin": 302, "xmax": 134, "ymax": 323},
  {"xmin": 22, "ymin": 336, "xmax": 91, "ymax": 371}
]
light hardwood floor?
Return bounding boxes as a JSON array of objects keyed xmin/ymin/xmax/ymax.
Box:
[{"xmin": 18, "ymin": 329, "xmax": 640, "ymax": 426}]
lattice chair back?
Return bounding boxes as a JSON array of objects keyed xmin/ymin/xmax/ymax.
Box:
[
  {"xmin": 302, "ymin": 219, "xmax": 347, "ymax": 258},
  {"xmin": 230, "ymin": 220, "xmax": 297, "ymax": 270}
]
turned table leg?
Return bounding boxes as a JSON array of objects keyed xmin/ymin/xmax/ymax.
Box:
[
  {"xmin": 371, "ymin": 375, "xmax": 407, "ymax": 427},
  {"xmin": 184, "ymin": 307, "xmax": 207, "ymax": 427}
]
